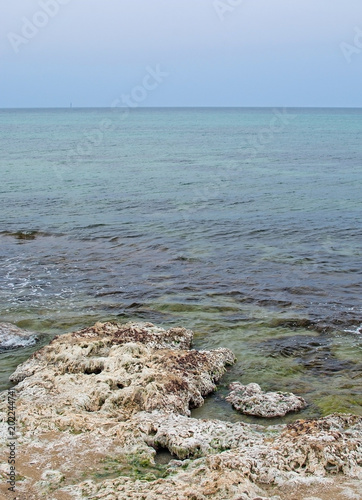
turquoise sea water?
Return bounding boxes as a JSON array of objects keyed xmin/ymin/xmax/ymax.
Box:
[{"xmin": 0, "ymin": 108, "xmax": 361, "ymax": 422}]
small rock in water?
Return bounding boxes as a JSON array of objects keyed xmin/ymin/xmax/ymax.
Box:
[
  {"xmin": 226, "ymin": 382, "xmax": 307, "ymax": 417},
  {"xmin": 0, "ymin": 322, "xmax": 38, "ymax": 351}
]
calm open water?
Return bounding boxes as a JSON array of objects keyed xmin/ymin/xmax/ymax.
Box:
[{"xmin": 0, "ymin": 108, "xmax": 361, "ymax": 422}]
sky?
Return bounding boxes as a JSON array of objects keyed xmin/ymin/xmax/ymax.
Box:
[{"xmin": 1, "ymin": 0, "xmax": 362, "ymax": 107}]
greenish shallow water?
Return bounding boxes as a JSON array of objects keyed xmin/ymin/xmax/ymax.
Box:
[{"xmin": 0, "ymin": 108, "xmax": 361, "ymax": 423}]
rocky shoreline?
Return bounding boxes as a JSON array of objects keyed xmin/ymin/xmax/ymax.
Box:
[{"xmin": 0, "ymin": 322, "xmax": 361, "ymax": 499}]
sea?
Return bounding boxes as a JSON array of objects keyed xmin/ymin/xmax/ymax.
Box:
[{"xmin": 0, "ymin": 107, "xmax": 361, "ymax": 423}]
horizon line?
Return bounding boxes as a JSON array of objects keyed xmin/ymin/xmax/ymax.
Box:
[{"xmin": 1, "ymin": 105, "xmax": 362, "ymax": 110}]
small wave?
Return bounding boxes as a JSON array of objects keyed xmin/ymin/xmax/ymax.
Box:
[
  {"xmin": 0, "ymin": 323, "xmax": 38, "ymax": 352},
  {"xmin": 344, "ymin": 324, "xmax": 362, "ymax": 335}
]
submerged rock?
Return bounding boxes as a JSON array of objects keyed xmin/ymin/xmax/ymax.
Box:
[
  {"xmin": 226, "ymin": 382, "xmax": 307, "ymax": 418},
  {"xmin": 0, "ymin": 322, "xmax": 38, "ymax": 352},
  {"xmin": 259, "ymin": 334, "xmax": 330, "ymax": 358},
  {"xmin": 0, "ymin": 321, "xmax": 361, "ymax": 500},
  {"xmin": 258, "ymin": 334, "xmax": 356, "ymax": 375}
]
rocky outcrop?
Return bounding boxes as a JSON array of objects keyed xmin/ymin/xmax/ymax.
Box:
[
  {"xmin": 8, "ymin": 321, "xmax": 234, "ymax": 424},
  {"xmin": 0, "ymin": 322, "xmax": 38, "ymax": 352},
  {"xmin": 78, "ymin": 412, "xmax": 362, "ymax": 500},
  {"xmin": 0, "ymin": 321, "xmax": 361, "ymax": 500},
  {"xmin": 226, "ymin": 382, "xmax": 307, "ymax": 417}
]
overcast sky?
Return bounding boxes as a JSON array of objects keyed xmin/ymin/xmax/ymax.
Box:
[{"xmin": 1, "ymin": 0, "xmax": 362, "ymax": 107}]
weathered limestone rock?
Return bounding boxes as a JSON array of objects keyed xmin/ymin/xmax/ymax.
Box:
[
  {"xmin": 7, "ymin": 321, "xmax": 235, "ymax": 429},
  {"xmin": 74, "ymin": 412, "xmax": 362, "ymax": 500},
  {"xmin": 226, "ymin": 382, "xmax": 307, "ymax": 417},
  {"xmin": 0, "ymin": 321, "xmax": 361, "ymax": 500},
  {"xmin": 0, "ymin": 322, "xmax": 38, "ymax": 351}
]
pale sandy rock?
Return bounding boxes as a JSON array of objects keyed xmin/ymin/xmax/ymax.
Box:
[
  {"xmin": 0, "ymin": 321, "xmax": 361, "ymax": 500},
  {"xmin": 135, "ymin": 411, "xmax": 362, "ymax": 479},
  {"xmin": 8, "ymin": 322, "xmax": 234, "ymax": 430},
  {"xmin": 136, "ymin": 410, "xmax": 267, "ymax": 459},
  {"xmin": 65, "ymin": 412, "xmax": 362, "ymax": 499},
  {"xmin": 226, "ymin": 382, "xmax": 307, "ymax": 417}
]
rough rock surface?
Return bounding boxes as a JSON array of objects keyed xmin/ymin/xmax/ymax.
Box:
[
  {"xmin": 0, "ymin": 321, "xmax": 361, "ymax": 500},
  {"xmin": 226, "ymin": 382, "xmax": 308, "ymax": 418},
  {"xmin": 0, "ymin": 322, "xmax": 38, "ymax": 351},
  {"xmin": 8, "ymin": 321, "xmax": 234, "ymax": 422}
]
